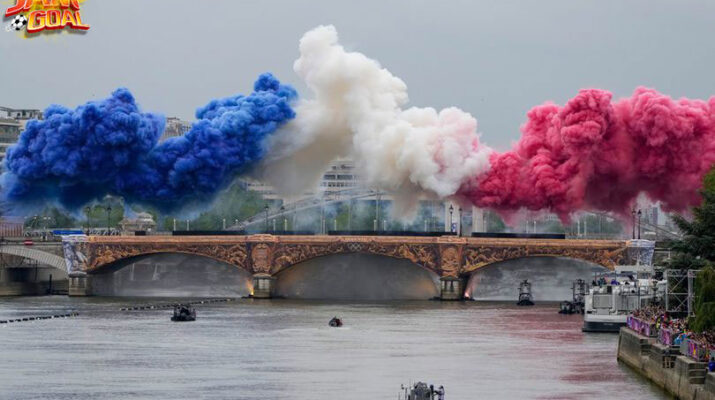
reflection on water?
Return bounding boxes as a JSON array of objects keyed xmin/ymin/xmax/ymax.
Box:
[
  {"xmin": 0, "ymin": 297, "xmax": 666, "ymax": 399},
  {"xmin": 467, "ymin": 257, "xmax": 607, "ymax": 301}
]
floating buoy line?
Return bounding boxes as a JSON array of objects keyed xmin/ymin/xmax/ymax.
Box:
[
  {"xmin": 0, "ymin": 299, "xmax": 235, "ymax": 325},
  {"xmin": 0, "ymin": 312, "xmax": 79, "ymax": 324},
  {"xmin": 120, "ymin": 298, "xmax": 235, "ymax": 311}
]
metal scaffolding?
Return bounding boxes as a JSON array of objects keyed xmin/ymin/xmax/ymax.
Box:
[{"xmin": 664, "ymin": 269, "xmax": 699, "ymax": 316}]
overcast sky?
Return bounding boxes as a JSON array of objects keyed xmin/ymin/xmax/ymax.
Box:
[{"xmin": 1, "ymin": 0, "xmax": 714, "ymax": 150}]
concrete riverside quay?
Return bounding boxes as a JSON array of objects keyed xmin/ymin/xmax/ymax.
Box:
[{"xmin": 58, "ymin": 234, "xmax": 636, "ymax": 299}]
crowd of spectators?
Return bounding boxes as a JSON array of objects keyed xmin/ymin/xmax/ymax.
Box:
[{"xmin": 631, "ymin": 305, "xmax": 714, "ymax": 363}]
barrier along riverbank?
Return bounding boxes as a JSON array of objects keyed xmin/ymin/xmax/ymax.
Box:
[{"xmin": 618, "ymin": 316, "xmax": 715, "ymax": 400}]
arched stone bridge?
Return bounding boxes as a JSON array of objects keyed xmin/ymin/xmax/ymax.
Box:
[{"xmin": 63, "ymin": 234, "xmax": 636, "ymax": 299}]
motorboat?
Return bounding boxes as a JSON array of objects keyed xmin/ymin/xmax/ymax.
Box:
[
  {"xmin": 559, "ymin": 279, "xmax": 587, "ymax": 314},
  {"xmin": 171, "ymin": 305, "xmax": 196, "ymax": 322},
  {"xmin": 516, "ymin": 279, "xmax": 534, "ymax": 306},
  {"xmin": 399, "ymin": 382, "xmax": 445, "ymax": 399},
  {"xmin": 559, "ymin": 301, "xmax": 577, "ymax": 314},
  {"xmin": 328, "ymin": 316, "xmax": 343, "ymax": 327}
]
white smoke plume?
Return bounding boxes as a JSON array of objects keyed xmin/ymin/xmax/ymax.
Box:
[{"xmin": 259, "ymin": 25, "xmax": 492, "ymax": 214}]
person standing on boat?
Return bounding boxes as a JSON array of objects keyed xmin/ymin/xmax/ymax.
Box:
[{"xmin": 436, "ymin": 386, "xmax": 445, "ymax": 400}]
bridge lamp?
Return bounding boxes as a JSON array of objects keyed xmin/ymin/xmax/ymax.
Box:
[
  {"xmin": 105, "ymin": 206, "xmax": 112, "ymax": 234},
  {"xmin": 84, "ymin": 206, "xmax": 92, "ymax": 231},
  {"xmin": 264, "ymin": 204, "xmax": 269, "ymax": 233},
  {"xmin": 631, "ymin": 209, "xmax": 636, "ymax": 239},
  {"xmin": 280, "ymin": 206, "xmax": 287, "ymax": 231},
  {"xmin": 637, "ymin": 209, "xmax": 642, "ymax": 240},
  {"xmin": 459, "ymin": 207, "xmax": 463, "ymax": 236},
  {"xmin": 449, "ymin": 204, "xmax": 454, "ymax": 233}
]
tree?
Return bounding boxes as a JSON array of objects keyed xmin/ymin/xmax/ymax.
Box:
[
  {"xmin": 691, "ymin": 266, "xmax": 715, "ymax": 332},
  {"xmin": 667, "ymin": 167, "xmax": 715, "ymax": 332},
  {"xmin": 668, "ymin": 168, "xmax": 715, "ymax": 268},
  {"xmin": 182, "ymin": 180, "xmax": 269, "ymax": 231}
]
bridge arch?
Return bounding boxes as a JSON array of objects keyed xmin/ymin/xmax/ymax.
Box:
[
  {"xmin": 460, "ymin": 242, "xmax": 624, "ymax": 275},
  {"xmin": 273, "ymin": 252, "xmax": 441, "ymax": 300},
  {"xmin": 269, "ymin": 242, "xmax": 441, "ymax": 276},
  {"xmin": 464, "ymin": 255, "xmax": 608, "ymax": 301},
  {"xmin": 88, "ymin": 250, "xmax": 251, "ymax": 275},
  {"xmin": 0, "ymin": 245, "xmax": 66, "ymax": 271},
  {"xmin": 89, "ymin": 252, "xmax": 253, "ymax": 297}
]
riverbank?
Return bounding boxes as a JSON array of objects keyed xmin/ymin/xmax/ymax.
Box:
[{"xmin": 618, "ymin": 327, "xmax": 715, "ymax": 399}]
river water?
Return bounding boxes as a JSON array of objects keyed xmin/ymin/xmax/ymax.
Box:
[{"xmin": 0, "ymin": 297, "xmax": 668, "ymax": 400}]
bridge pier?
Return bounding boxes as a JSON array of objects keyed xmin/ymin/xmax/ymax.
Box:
[
  {"xmin": 252, "ymin": 273, "xmax": 275, "ymax": 299},
  {"xmin": 439, "ymin": 276, "xmax": 465, "ymax": 301},
  {"xmin": 68, "ymin": 272, "xmax": 92, "ymax": 297}
]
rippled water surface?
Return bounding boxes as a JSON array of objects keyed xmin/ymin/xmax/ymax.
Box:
[{"xmin": 0, "ymin": 297, "xmax": 667, "ymax": 399}]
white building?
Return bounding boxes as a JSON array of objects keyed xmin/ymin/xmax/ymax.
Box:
[
  {"xmin": 0, "ymin": 107, "xmax": 43, "ymax": 162},
  {"xmin": 160, "ymin": 117, "xmax": 191, "ymax": 141}
]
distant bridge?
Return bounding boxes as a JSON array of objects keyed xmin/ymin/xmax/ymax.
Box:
[
  {"xmin": 0, "ymin": 242, "xmax": 66, "ymax": 271},
  {"xmin": 229, "ymin": 188, "xmax": 683, "ymax": 241},
  {"xmin": 63, "ymin": 234, "xmax": 637, "ymax": 299},
  {"xmin": 228, "ymin": 188, "xmax": 381, "ymax": 230}
]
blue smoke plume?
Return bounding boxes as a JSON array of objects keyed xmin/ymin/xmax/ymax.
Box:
[{"xmin": 2, "ymin": 73, "xmax": 297, "ymax": 212}]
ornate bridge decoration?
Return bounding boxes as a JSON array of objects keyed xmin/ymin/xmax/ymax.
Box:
[{"xmin": 66, "ymin": 235, "xmax": 629, "ymax": 278}]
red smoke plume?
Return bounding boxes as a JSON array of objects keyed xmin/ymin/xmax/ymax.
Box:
[{"xmin": 459, "ymin": 87, "xmax": 715, "ymax": 221}]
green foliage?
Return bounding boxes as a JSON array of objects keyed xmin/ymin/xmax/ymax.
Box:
[
  {"xmin": 485, "ymin": 211, "xmax": 506, "ymax": 233},
  {"xmin": 668, "ymin": 167, "xmax": 715, "ymax": 332},
  {"xmin": 177, "ymin": 181, "xmax": 269, "ymax": 231},
  {"xmin": 25, "ymin": 206, "xmax": 79, "ymax": 229},
  {"xmin": 83, "ymin": 198, "xmax": 124, "ymax": 229},
  {"xmin": 668, "ymin": 167, "xmax": 715, "ymax": 268},
  {"xmin": 692, "ymin": 267, "xmax": 715, "ymax": 332}
]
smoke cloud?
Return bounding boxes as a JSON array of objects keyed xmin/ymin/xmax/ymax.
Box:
[
  {"xmin": 262, "ymin": 25, "xmax": 715, "ymax": 222},
  {"xmin": 2, "ymin": 73, "xmax": 296, "ymax": 212},
  {"xmin": 3, "ymin": 25, "xmax": 714, "ymax": 223},
  {"xmin": 458, "ymin": 88, "xmax": 715, "ymax": 221},
  {"xmin": 258, "ymin": 25, "xmax": 493, "ymax": 215}
]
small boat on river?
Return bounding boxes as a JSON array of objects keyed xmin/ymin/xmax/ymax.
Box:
[
  {"xmin": 171, "ymin": 305, "xmax": 196, "ymax": 322},
  {"xmin": 329, "ymin": 316, "xmax": 343, "ymax": 327},
  {"xmin": 399, "ymin": 382, "xmax": 445, "ymax": 399},
  {"xmin": 559, "ymin": 279, "xmax": 587, "ymax": 314},
  {"xmin": 517, "ymin": 279, "xmax": 535, "ymax": 306}
]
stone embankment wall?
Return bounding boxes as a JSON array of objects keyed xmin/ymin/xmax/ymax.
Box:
[
  {"xmin": 0, "ymin": 268, "xmax": 67, "ymax": 296},
  {"xmin": 618, "ymin": 327, "xmax": 715, "ymax": 400}
]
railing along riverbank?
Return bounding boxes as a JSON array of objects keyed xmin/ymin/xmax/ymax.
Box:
[
  {"xmin": 619, "ymin": 316, "xmax": 715, "ymax": 400},
  {"xmin": 627, "ymin": 315, "xmax": 715, "ymax": 362}
]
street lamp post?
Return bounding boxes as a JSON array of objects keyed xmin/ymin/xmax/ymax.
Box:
[
  {"xmin": 449, "ymin": 204, "xmax": 454, "ymax": 233},
  {"xmin": 347, "ymin": 200, "xmax": 352, "ymax": 232},
  {"xmin": 105, "ymin": 205, "xmax": 112, "ymax": 235},
  {"xmin": 458, "ymin": 207, "xmax": 463, "ymax": 236},
  {"xmin": 321, "ymin": 199, "xmax": 326, "ymax": 234},
  {"xmin": 84, "ymin": 206, "xmax": 92, "ymax": 232},
  {"xmin": 292, "ymin": 207, "xmax": 297, "ymax": 232},
  {"xmin": 264, "ymin": 204, "xmax": 269, "ymax": 233},
  {"xmin": 280, "ymin": 206, "xmax": 287, "ymax": 231},
  {"xmin": 631, "ymin": 209, "xmax": 636, "ymax": 239},
  {"xmin": 637, "ymin": 210, "xmax": 642, "ymax": 240},
  {"xmin": 375, "ymin": 192, "xmax": 381, "ymax": 232}
]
